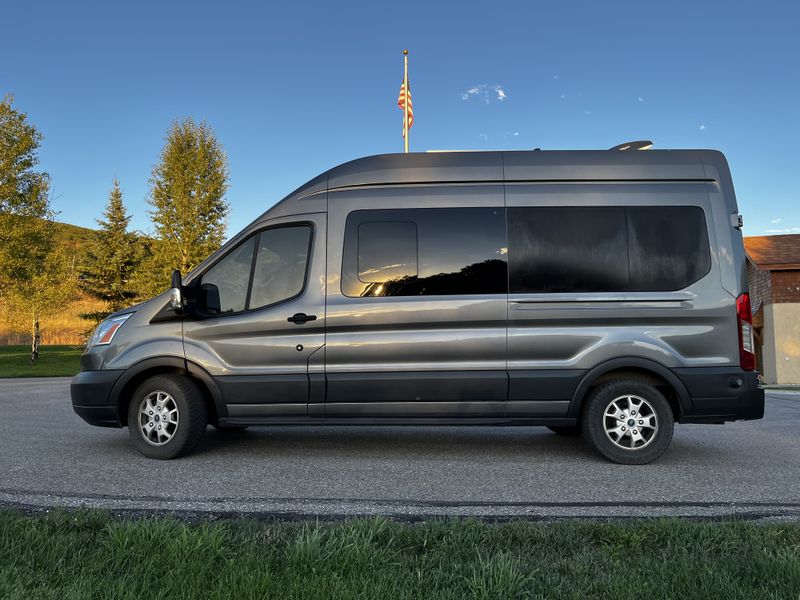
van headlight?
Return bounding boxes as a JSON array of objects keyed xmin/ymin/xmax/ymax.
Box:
[{"xmin": 88, "ymin": 313, "xmax": 133, "ymax": 346}]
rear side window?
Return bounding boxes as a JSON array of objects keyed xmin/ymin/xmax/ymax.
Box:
[
  {"xmin": 342, "ymin": 207, "xmax": 507, "ymax": 297},
  {"xmin": 508, "ymin": 206, "xmax": 710, "ymax": 293},
  {"xmin": 358, "ymin": 222, "xmax": 418, "ymax": 283},
  {"xmin": 508, "ymin": 207, "xmax": 628, "ymax": 293},
  {"xmin": 626, "ymin": 207, "xmax": 711, "ymax": 291}
]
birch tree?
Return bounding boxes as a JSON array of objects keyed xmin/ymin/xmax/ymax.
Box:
[{"xmin": 0, "ymin": 94, "xmax": 74, "ymax": 360}]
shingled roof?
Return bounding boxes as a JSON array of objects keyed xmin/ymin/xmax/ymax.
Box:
[{"xmin": 744, "ymin": 234, "xmax": 800, "ymax": 270}]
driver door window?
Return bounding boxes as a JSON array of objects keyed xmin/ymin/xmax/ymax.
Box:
[
  {"xmin": 199, "ymin": 236, "xmax": 255, "ymax": 314},
  {"xmin": 250, "ymin": 226, "xmax": 312, "ymax": 309},
  {"xmin": 198, "ymin": 225, "xmax": 312, "ymax": 315}
]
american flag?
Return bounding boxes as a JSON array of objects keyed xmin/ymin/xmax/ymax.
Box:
[{"xmin": 398, "ymin": 79, "xmax": 414, "ymax": 135}]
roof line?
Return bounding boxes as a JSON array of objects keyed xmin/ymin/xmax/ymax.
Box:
[{"xmin": 327, "ymin": 178, "xmax": 715, "ymax": 193}]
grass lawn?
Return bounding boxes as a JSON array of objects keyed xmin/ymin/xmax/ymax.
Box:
[
  {"xmin": 0, "ymin": 345, "xmax": 83, "ymax": 378},
  {"xmin": 1, "ymin": 512, "xmax": 798, "ymax": 599}
]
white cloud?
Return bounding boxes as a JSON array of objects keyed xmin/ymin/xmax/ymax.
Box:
[
  {"xmin": 766, "ymin": 227, "xmax": 800, "ymax": 234},
  {"xmin": 461, "ymin": 87, "xmax": 481, "ymax": 100},
  {"xmin": 513, "ymin": 132, "xmax": 519, "ymax": 136},
  {"xmin": 461, "ymin": 84, "xmax": 508, "ymax": 104},
  {"xmin": 638, "ymin": 97, "xmax": 643, "ymax": 102},
  {"xmin": 479, "ymin": 133, "xmax": 489, "ymax": 141},
  {"xmin": 699, "ymin": 124, "xmax": 706, "ymax": 130},
  {"xmin": 560, "ymin": 93, "xmax": 567, "ymax": 99},
  {"xmin": 772, "ymin": 218, "xmax": 783, "ymax": 224}
]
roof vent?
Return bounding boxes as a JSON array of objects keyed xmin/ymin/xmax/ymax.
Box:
[{"xmin": 609, "ymin": 140, "xmax": 653, "ymax": 151}]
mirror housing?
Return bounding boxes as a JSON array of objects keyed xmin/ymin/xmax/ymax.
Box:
[{"xmin": 169, "ymin": 269, "xmax": 183, "ymax": 311}]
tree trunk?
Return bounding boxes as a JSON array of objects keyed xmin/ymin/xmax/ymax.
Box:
[{"xmin": 30, "ymin": 316, "xmax": 41, "ymax": 363}]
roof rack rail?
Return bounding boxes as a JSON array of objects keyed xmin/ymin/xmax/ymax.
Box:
[{"xmin": 609, "ymin": 140, "xmax": 653, "ymax": 151}]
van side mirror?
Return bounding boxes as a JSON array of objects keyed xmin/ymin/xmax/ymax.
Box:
[{"xmin": 170, "ymin": 269, "xmax": 183, "ymax": 311}]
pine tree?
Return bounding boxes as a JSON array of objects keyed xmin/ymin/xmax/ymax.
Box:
[
  {"xmin": 80, "ymin": 178, "xmax": 143, "ymax": 321},
  {"xmin": 138, "ymin": 118, "xmax": 229, "ymax": 294},
  {"xmin": 0, "ymin": 94, "xmax": 75, "ymax": 361}
]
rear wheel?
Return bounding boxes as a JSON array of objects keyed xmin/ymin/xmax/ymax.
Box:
[
  {"xmin": 581, "ymin": 379, "xmax": 674, "ymax": 464},
  {"xmin": 127, "ymin": 374, "xmax": 208, "ymax": 459}
]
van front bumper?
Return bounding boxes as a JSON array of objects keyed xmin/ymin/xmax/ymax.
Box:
[
  {"xmin": 675, "ymin": 368, "xmax": 765, "ymax": 423},
  {"xmin": 71, "ymin": 369, "xmax": 125, "ymax": 427}
]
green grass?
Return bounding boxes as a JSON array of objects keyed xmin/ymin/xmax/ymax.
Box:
[
  {"xmin": 0, "ymin": 345, "xmax": 82, "ymax": 378},
  {"xmin": 1, "ymin": 512, "xmax": 799, "ymax": 599}
]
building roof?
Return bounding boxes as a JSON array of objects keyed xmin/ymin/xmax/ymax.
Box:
[{"xmin": 745, "ymin": 234, "xmax": 800, "ymax": 270}]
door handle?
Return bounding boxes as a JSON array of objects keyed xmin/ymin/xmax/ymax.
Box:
[{"xmin": 287, "ymin": 312, "xmax": 317, "ymax": 325}]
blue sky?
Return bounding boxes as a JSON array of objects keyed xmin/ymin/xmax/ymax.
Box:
[{"xmin": 3, "ymin": 0, "xmax": 798, "ymax": 237}]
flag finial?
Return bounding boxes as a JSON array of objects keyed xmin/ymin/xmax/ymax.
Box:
[{"xmin": 403, "ymin": 49, "xmax": 408, "ymax": 55}]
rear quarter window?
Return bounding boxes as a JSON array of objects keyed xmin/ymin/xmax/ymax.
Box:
[{"xmin": 508, "ymin": 205, "xmax": 711, "ymax": 293}]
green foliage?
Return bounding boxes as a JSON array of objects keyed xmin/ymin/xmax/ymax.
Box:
[
  {"xmin": 141, "ymin": 117, "xmax": 229, "ymax": 293},
  {"xmin": 1, "ymin": 512, "xmax": 800, "ymax": 599},
  {"xmin": 80, "ymin": 179, "xmax": 146, "ymax": 322},
  {"xmin": 2, "ymin": 238, "xmax": 80, "ymax": 342},
  {"xmin": 127, "ymin": 238, "xmax": 172, "ymax": 300},
  {"xmin": 0, "ymin": 94, "xmax": 50, "ymax": 217},
  {"xmin": 0, "ymin": 95, "xmax": 53, "ymax": 292},
  {"xmin": 0, "ymin": 95, "xmax": 78, "ymax": 355}
]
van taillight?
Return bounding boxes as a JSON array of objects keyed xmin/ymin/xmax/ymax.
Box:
[{"xmin": 736, "ymin": 293, "xmax": 755, "ymax": 371}]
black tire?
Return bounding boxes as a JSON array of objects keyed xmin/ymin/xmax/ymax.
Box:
[
  {"xmin": 581, "ymin": 379, "xmax": 674, "ymax": 465},
  {"xmin": 547, "ymin": 426, "xmax": 582, "ymax": 436},
  {"xmin": 127, "ymin": 374, "xmax": 208, "ymax": 459}
]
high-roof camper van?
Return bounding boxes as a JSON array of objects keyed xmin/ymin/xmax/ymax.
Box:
[{"xmin": 71, "ymin": 149, "xmax": 764, "ymax": 464}]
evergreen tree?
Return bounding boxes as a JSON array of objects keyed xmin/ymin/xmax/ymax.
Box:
[
  {"xmin": 0, "ymin": 94, "xmax": 75, "ymax": 361},
  {"xmin": 80, "ymin": 178, "xmax": 143, "ymax": 321},
  {"xmin": 139, "ymin": 117, "xmax": 229, "ymax": 294}
]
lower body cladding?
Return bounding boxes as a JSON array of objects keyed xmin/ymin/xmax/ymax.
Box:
[{"xmin": 71, "ymin": 365, "xmax": 764, "ymax": 428}]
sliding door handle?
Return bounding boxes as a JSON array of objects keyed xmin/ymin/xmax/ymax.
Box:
[{"xmin": 287, "ymin": 312, "xmax": 317, "ymax": 325}]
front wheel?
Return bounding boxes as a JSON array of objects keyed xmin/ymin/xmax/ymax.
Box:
[
  {"xmin": 581, "ymin": 379, "xmax": 674, "ymax": 464},
  {"xmin": 127, "ymin": 374, "xmax": 208, "ymax": 459}
]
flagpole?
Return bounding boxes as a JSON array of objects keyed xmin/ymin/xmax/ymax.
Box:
[{"xmin": 403, "ymin": 49, "xmax": 409, "ymax": 153}]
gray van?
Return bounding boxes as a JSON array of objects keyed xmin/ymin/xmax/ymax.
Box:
[{"xmin": 71, "ymin": 149, "xmax": 764, "ymax": 464}]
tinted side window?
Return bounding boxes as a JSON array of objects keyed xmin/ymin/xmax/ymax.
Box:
[
  {"xmin": 508, "ymin": 205, "xmax": 711, "ymax": 293},
  {"xmin": 342, "ymin": 207, "xmax": 507, "ymax": 297},
  {"xmin": 508, "ymin": 207, "xmax": 628, "ymax": 293},
  {"xmin": 627, "ymin": 206, "xmax": 711, "ymax": 291},
  {"xmin": 249, "ymin": 225, "xmax": 312, "ymax": 309},
  {"xmin": 358, "ymin": 222, "xmax": 417, "ymax": 283},
  {"xmin": 200, "ymin": 236, "xmax": 255, "ymax": 313}
]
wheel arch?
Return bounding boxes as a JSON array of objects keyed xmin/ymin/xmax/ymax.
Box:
[
  {"xmin": 569, "ymin": 357, "xmax": 691, "ymax": 421},
  {"xmin": 110, "ymin": 357, "xmax": 225, "ymax": 426}
]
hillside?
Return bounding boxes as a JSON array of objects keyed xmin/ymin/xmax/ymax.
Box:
[
  {"xmin": 1, "ymin": 220, "xmax": 106, "ymax": 345},
  {"xmin": 52, "ymin": 220, "xmax": 98, "ymax": 259}
]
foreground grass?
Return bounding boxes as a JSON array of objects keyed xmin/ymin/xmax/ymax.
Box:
[
  {"xmin": 0, "ymin": 345, "xmax": 82, "ymax": 378},
  {"xmin": 1, "ymin": 512, "xmax": 799, "ymax": 599}
]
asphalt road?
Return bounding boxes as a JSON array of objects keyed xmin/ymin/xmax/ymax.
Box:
[{"xmin": 1, "ymin": 377, "xmax": 799, "ymax": 521}]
